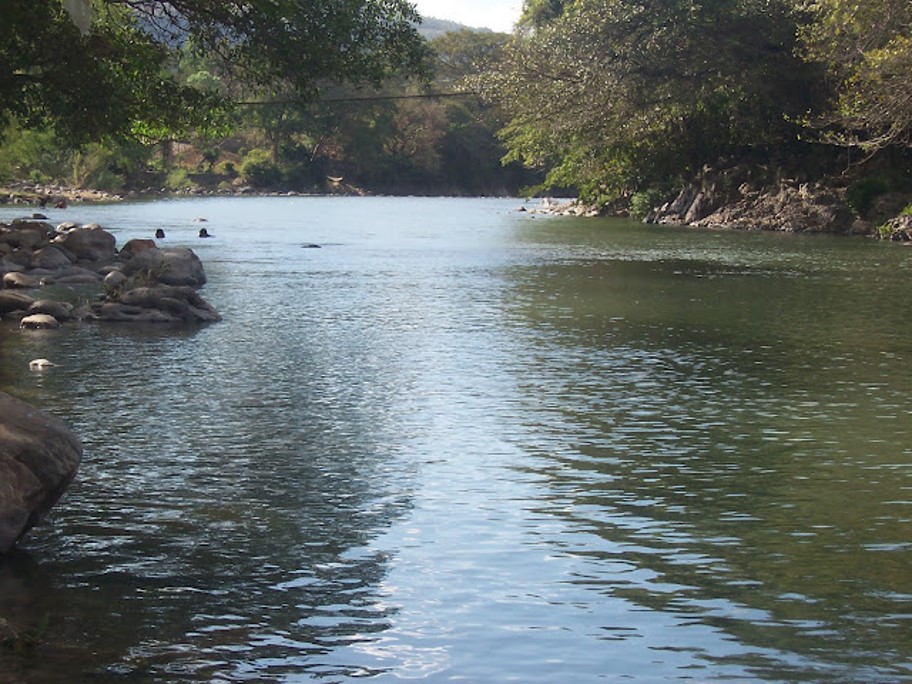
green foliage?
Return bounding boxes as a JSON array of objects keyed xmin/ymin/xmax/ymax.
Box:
[
  {"xmin": 164, "ymin": 168, "xmax": 194, "ymax": 191},
  {"xmin": 846, "ymin": 170, "xmax": 911, "ymax": 216},
  {"xmin": 519, "ymin": 0, "xmax": 567, "ymax": 28},
  {"xmin": 0, "ymin": 14, "xmax": 535, "ymax": 196},
  {"xmin": 802, "ymin": 0, "xmax": 912, "ymax": 151},
  {"xmin": 72, "ymin": 139, "xmax": 150, "ymax": 191},
  {"xmin": 0, "ymin": 125, "xmax": 70, "ymax": 183},
  {"xmin": 480, "ymin": 0, "xmax": 828, "ymax": 200},
  {"xmin": 0, "ymin": 0, "xmax": 430, "ymax": 144},
  {"xmin": 240, "ymin": 148, "xmax": 282, "ymax": 187},
  {"xmin": 630, "ymin": 189, "xmax": 669, "ymax": 221}
]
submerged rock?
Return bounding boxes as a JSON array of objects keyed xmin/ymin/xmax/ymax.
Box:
[
  {"xmin": 0, "ymin": 392, "xmax": 82, "ymax": 553},
  {"xmin": 85, "ymin": 284, "xmax": 221, "ymax": 323}
]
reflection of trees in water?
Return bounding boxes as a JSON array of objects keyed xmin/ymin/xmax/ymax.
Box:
[{"xmin": 504, "ymin": 257, "xmax": 912, "ymax": 680}]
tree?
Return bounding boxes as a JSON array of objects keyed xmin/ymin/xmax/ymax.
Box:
[
  {"xmin": 479, "ymin": 0, "xmax": 827, "ymax": 204},
  {"xmin": 0, "ymin": 0, "xmax": 429, "ymax": 143},
  {"xmin": 802, "ymin": 0, "xmax": 912, "ymax": 152},
  {"xmin": 518, "ymin": 0, "xmax": 567, "ymax": 28}
]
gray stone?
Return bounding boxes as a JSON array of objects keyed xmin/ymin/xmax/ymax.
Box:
[
  {"xmin": 28, "ymin": 299, "xmax": 73, "ymax": 321},
  {"xmin": 0, "ymin": 392, "xmax": 82, "ymax": 553},
  {"xmin": 20, "ymin": 314, "xmax": 60, "ymax": 329},
  {"xmin": 0, "ymin": 291, "xmax": 35, "ymax": 315},
  {"xmin": 2, "ymin": 272, "xmax": 40, "ymax": 289},
  {"xmin": 60, "ymin": 226, "xmax": 117, "ymax": 262},
  {"xmin": 103, "ymin": 270, "xmax": 127, "ymax": 291},
  {"xmin": 32, "ymin": 245, "xmax": 74, "ymax": 270},
  {"xmin": 118, "ymin": 285, "xmax": 222, "ymax": 323},
  {"xmin": 121, "ymin": 247, "xmax": 207, "ymax": 287}
]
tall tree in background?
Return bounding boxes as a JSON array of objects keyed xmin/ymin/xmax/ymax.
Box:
[
  {"xmin": 480, "ymin": 0, "xmax": 826, "ymax": 204},
  {"xmin": 0, "ymin": 0, "xmax": 429, "ymax": 142},
  {"xmin": 802, "ymin": 0, "xmax": 912, "ymax": 152}
]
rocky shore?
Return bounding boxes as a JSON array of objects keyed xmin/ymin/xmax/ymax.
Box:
[
  {"xmin": 0, "ymin": 218, "xmax": 220, "ymax": 326},
  {"xmin": 530, "ymin": 165, "xmax": 912, "ymax": 242},
  {"xmin": 0, "ymin": 214, "xmax": 221, "ymax": 552}
]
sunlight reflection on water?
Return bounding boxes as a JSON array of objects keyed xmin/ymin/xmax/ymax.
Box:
[{"xmin": 1, "ymin": 197, "xmax": 911, "ymax": 682}]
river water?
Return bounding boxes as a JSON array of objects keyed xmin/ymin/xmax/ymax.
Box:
[{"xmin": 1, "ymin": 196, "xmax": 911, "ymax": 683}]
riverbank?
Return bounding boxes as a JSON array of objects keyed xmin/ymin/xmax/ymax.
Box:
[
  {"xmin": 533, "ymin": 164, "xmax": 912, "ymax": 242},
  {"xmin": 0, "ymin": 183, "xmax": 123, "ymax": 207},
  {"xmin": 6, "ymin": 170, "xmax": 912, "ymax": 241}
]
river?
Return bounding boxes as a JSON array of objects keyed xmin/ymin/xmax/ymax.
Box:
[{"xmin": 1, "ymin": 196, "xmax": 911, "ymax": 683}]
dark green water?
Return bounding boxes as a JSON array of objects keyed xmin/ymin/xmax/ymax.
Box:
[{"xmin": 1, "ymin": 197, "xmax": 910, "ymax": 682}]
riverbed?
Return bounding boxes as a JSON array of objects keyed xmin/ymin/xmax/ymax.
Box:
[{"xmin": 1, "ymin": 196, "xmax": 911, "ymax": 682}]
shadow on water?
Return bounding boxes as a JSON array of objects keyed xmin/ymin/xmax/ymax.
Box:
[{"xmin": 500, "ymin": 233, "xmax": 912, "ymax": 682}]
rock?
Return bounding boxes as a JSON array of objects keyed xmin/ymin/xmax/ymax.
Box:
[
  {"xmin": 54, "ymin": 266, "xmax": 103, "ymax": 285},
  {"xmin": 28, "ymin": 299, "xmax": 73, "ymax": 321},
  {"xmin": 0, "ymin": 291, "xmax": 35, "ymax": 315},
  {"xmin": 118, "ymin": 285, "xmax": 222, "ymax": 323},
  {"xmin": 103, "ymin": 270, "xmax": 127, "ymax": 291},
  {"xmin": 0, "ymin": 392, "xmax": 82, "ymax": 553},
  {"xmin": 87, "ymin": 302, "xmax": 181, "ymax": 323},
  {"xmin": 2, "ymin": 272, "xmax": 40, "ymax": 289},
  {"xmin": 31, "ymin": 245, "xmax": 74, "ymax": 270},
  {"xmin": 881, "ymin": 214, "xmax": 912, "ymax": 241},
  {"xmin": 0, "ymin": 257, "xmax": 24, "ymax": 274},
  {"xmin": 55, "ymin": 221, "xmax": 79, "ymax": 234},
  {"xmin": 119, "ymin": 238, "xmax": 158, "ymax": 259},
  {"xmin": 60, "ymin": 226, "xmax": 117, "ymax": 262},
  {"xmin": 0, "ymin": 227, "xmax": 50, "ymax": 251},
  {"xmin": 20, "ymin": 314, "xmax": 60, "ymax": 329},
  {"xmin": 121, "ymin": 247, "xmax": 207, "ymax": 287}
]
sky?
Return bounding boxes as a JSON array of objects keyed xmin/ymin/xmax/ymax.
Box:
[{"xmin": 411, "ymin": 0, "xmax": 522, "ymax": 33}]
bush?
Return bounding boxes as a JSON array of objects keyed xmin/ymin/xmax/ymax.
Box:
[
  {"xmin": 846, "ymin": 170, "xmax": 910, "ymax": 216},
  {"xmin": 165, "ymin": 168, "xmax": 195, "ymax": 191},
  {"xmin": 629, "ymin": 189, "xmax": 667, "ymax": 220},
  {"xmin": 239, "ymin": 148, "xmax": 281, "ymax": 187},
  {"xmin": 0, "ymin": 125, "xmax": 70, "ymax": 183}
]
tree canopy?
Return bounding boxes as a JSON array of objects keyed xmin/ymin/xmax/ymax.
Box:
[
  {"xmin": 803, "ymin": 0, "xmax": 912, "ymax": 151},
  {"xmin": 480, "ymin": 0, "xmax": 827, "ymax": 203},
  {"xmin": 0, "ymin": 0, "xmax": 430, "ymax": 142},
  {"xmin": 477, "ymin": 0, "xmax": 912, "ymax": 206}
]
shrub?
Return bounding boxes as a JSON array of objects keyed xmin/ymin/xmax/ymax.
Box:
[
  {"xmin": 165, "ymin": 168, "xmax": 194, "ymax": 191},
  {"xmin": 239, "ymin": 148, "xmax": 281, "ymax": 187},
  {"xmin": 629, "ymin": 189, "xmax": 667, "ymax": 220}
]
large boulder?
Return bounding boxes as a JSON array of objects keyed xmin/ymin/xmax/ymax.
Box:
[
  {"xmin": 20, "ymin": 313, "xmax": 60, "ymax": 330},
  {"xmin": 59, "ymin": 226, "xmax": 117, "ymax": 262},
  {"xmin": 119, "ymin": 238, "xmax": 158, "ymax": 259},
  {"xmin": 109, "ymin": 285, "xmax": 221, "ymax": 323},
  {"xmin": 0, "ymin": 291, "xmax": 35, "ymax": 316},
  {"xmin": 28, "ymin": 299, "xmax": 74, "ymax": 321},
  {"xmin": 121, "ymin": 247, "xmax": 207, "ymax": 287},
  {"xmin": 2, "ymin": 272, "xmax": 40, "ymax": 289},
  {"xmin": 0, "ymin": 392, "xmax": 82, "ymax": 553},
  {"xmin": 32, "ymin": 244, "xmax": 74, "ymax": 270},
  {"xmin": 0, "ymin": 224, "xmax": 52, "ymax": 250}
]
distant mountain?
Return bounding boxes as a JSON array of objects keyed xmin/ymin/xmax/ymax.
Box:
[{"xmin": 417, "ymin": 17, "xmax": 496, "ymax": 40}]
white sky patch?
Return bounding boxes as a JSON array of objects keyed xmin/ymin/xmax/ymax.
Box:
[{"xmin": 412, "ymin": 0, "xmax": 521, "ymax": 33}]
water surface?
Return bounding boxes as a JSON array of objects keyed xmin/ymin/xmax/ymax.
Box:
[{"xmin": 1, "ymin": 197, "xmax": 911, "ymax": 682}]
